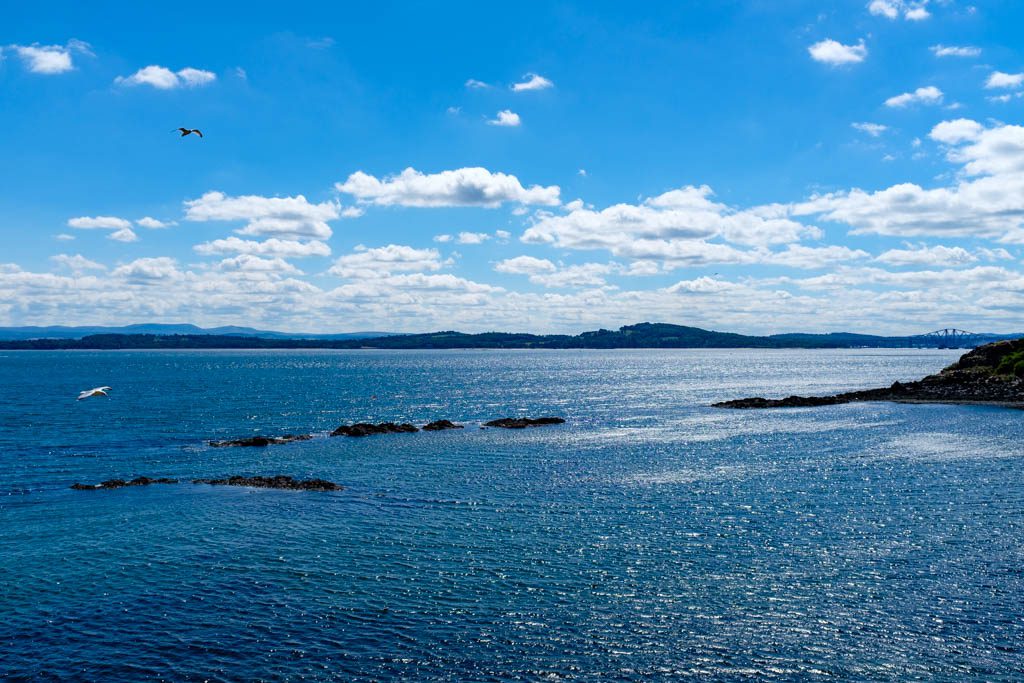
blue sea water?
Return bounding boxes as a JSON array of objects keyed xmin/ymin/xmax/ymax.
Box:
[{"xmin": 1, "ymin": 348, "xmax": 1022, "ymax": 681}]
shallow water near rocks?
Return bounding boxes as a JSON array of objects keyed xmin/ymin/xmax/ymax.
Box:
[{"xmin": 1, "ymin": 348, "xmax": 1022, "ymax": 680}]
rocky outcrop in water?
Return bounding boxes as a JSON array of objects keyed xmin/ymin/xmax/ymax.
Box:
[
  {"xmin": 422, "ymin": 419, "xmax": 464, "ymax": 431},
  {"xmin": 70, "ymin": 476, "xmax": 178, "ymax": 490},
  {"xmin": 482, "ymin": 417, "xmax": 566, "ymax": 429},
  {"xmin": 209, "ymin": 434, "xmax": 313, "ymax": 447},
  {"xmin": 714, "ymin": 338, "xmax": 1024, "ymax": 409},
  {"xmin": 192, "ymin": 475, "xmax": 343, "ymax": 491},
  {"xmin": 330, "ymin": 422, "xmax": 420, "ymax": 437}
]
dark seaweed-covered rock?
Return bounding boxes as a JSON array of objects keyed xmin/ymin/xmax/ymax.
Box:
[
  {"xmin": 483, "ymin": 417, "xmax": 566, "ymax": 429},
  {"xmin": 714, "ymin": 338, "xmax": 1024, "ymax": 409},
  {"xmin": 209, "ymin": 434, "xmax": 313, "ymax": 447},
  {"xmin": 421, "ymin": 419, "xmax": 464, "ymax": 431},
  {"xmin": 70, "ymin": 476, "xmax": 178, "ymax": 490},
  {"xmin": 330, "ymin": 422, "xmax": 419, "ymax": 437},
  {"xmin": 192, "ymin": 475, "xmax": 343, "ymax": 491}
]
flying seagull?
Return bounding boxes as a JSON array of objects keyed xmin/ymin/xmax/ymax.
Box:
[
  {"xmin": 77, "ymin": 386, "xmax": 112, "ymax": 401},
  {"xmin": 174, "ymin": 128, "xmax": 203, "ymax": 138}
]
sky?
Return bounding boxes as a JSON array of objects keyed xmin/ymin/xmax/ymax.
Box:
[{"xmin": 2, "ymin": 0, "xmax": 1024, "ymax": 335}]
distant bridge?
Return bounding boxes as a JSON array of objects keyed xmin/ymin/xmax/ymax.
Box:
[{"xmin": 906, "ymin": 328, "xmax": 989, "ymax": 348}]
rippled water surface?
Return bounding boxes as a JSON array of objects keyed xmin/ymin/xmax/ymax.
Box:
[{"xmin": 1, "ymin": 349, "xmax": 1022, "ymax": 681}]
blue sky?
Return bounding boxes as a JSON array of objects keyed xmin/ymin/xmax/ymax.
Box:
[{"xmin": 3, "ymin": 0, "xmax": 1023, "ymax": 334}]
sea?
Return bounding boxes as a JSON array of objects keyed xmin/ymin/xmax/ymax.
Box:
[{"xmin": 1, "ymin": 348, "xmax": 1022, "ymax": 681}]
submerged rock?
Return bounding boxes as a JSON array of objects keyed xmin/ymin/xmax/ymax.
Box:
[
  {"xmin": 482, "ymin": 417, "xmax": 566, "ymax": 429},
  {"xmin": 192, "ymin": 475, "xmax": 343, "ymax": 491},
  {"xmin": 330, "ymin": 422, "xmax": 419, "ymax": 437},
  {"xmin": 714, "ymin": 338, "xmax": 1024, "ymax": 409},
  {"xmin": 70, "ymin": 476, "xmax": 178, "ymax": 490},
  {"xmin": 209, "ymin": 434, "xmax": 313, "ymax": 447},
  {"xmin": 421, "ymin": 419, "xmax": 464, "ymax": 431}
]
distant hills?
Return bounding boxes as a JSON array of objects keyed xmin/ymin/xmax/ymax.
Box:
[
  {"xmin": 0, "ymin": 322, "xmax": 1019, "ymax": 350},
  {"xmin": 0, "ymin": 323, "xmax": 394, "ymax": 341}
]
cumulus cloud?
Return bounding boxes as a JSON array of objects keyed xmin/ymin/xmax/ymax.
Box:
[
  {"xmin": 115, "ymin": 65, "xmax": 216, "ymax": 89},
  {"xmin": 488, "ymin": 110, "xmax": 521, "ymax": 127},
  {"xmin": 930, "ymin": 45, "xmax": 980, "ymax": 58},
  {"xmin": 55, "ymin": 233, "xmax": 75, "ymax": 241},
  {"xmin": 329, "ymin": 244, "xmax": 444, "ymax": 278},
  {"xmin": 875, "ymin": 244, "xmax": 977, "ymax": 267},
  {"xmin": 112, "ymin": 257, "xmax": 181, "ymax": 281},
  {"xmin": 761, "ymin": 244, "xmax": 870, "ymax": 269},
  {"xmin": 136, "ymin": 217, "xmax": 174, "ymax": 229},
  {"xmin": 51, "ymin": 253, "xmax": 106, "ymax": 273},
  {"xmin": 868, "ymin": 0, "xmax": 930, "ymax": 20},
  {"xmin": 465, "ymin": 79, "xmax": 490, "ymax": 89},
  {"xmin": 511, "ymin": 73, "xmax": 553, "ymax": 92},
  {"xmin": 456, "ymin": 232, "xmax": 490, "ymax": 244},
  {"xmin": 884, "ymin": 85, "xmax": 943, "ymax": 108},
  {"xmin": 985, "ymin": 71, "xmax": 1024, "ymax": 90},
  {"xmin": 184, "ymin": 191, "xmax": 340, "ymax": 240},
  {"xmin": 7, "ymin": 39, "xmax": 91, "ymax": 74},
  {"xmin": 852, "ymin": 122, "xmax": 888, "ymax": 137},
  {"xmin": 194, "ymin": 237, "xmax": 331, "ymax": 258},
  {"xmin": 217, "ymin": 255, "xmax": 302, "ymax": 276},
  {"xmin": 808, "ymin": 39, "xmax": 867, "ymax": 65},
  {"xmin": 522, "ymin": 184, "xmax": 821, "ymax": 267},
  {"xmin": 494, "ymin": 256, "xmax": 557, "ymax": 276},
  {"xmin": 336, "ymin": 167, "xmax": 560, "ymax": 208},
  {"xmin": 791, "ymin": 119, "xmax": 1024, "ymax": 239},
  {"xmin": 67, "ymin": 215, "xmax": 138, "ymax": 242}
]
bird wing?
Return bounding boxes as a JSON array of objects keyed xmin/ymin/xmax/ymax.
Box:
[
  {"xmin": 97, "ymin": 387, "xmax": 112, "ymax": 391},
  {"xmin": 77, "ymin": 390, "xmax": 93, "ymax": 400},
  {"xmin": 181, "ymin": 130, "xmax": 190, "ymax": 136},
  {"xmin": 194, "ymin": 130, "xmax": 203, "ymax": 137}
]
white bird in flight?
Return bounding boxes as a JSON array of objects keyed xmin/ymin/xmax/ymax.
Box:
[{"xmin": 78, "ymin": 386, "xmax": 112, "ymax": 401}]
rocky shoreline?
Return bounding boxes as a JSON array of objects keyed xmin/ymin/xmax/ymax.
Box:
[{"xmin": 715, "ymin": 339, "xmax": 1024, "ymax": 409}]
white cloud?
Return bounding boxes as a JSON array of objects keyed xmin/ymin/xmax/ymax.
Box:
[
  {"xmin": 791, "ymin": 120, "xmax": 1024, "ymax": 239},
  {"xmin": 885, "ymin": 85, "xmax": 943, "ymax": 108},
  {"xmin": 217, "ymin": 255, "xmax": 302, "ymax": 276},
  {"xmin": 112, "ymin": 257, "xmax": 181, "ymax": 281},
  {"xmin": 340, "ymin": 206, "xmax": 365, "ymax": 218},
  {"xmin": 868, "ymin": 0, "xmax": 900, "ymax": 18},
  {"xmin": 808, "ymin": 39, "xmax": 867, "ymax": 66},
  {"xmin": 665, "ymin": 277, "xmax": 737, "ymax": 294},
  {"xmin": 578, "ymin": 169, "xmax": 587, "ymax": 177},
  {"xmin": 184, "ymin": 191, "xmax": 340, "ymax": 240},
  {"xmin": 193, "ymin": 237, "xmax": 331, "ymax": 258},
  {"xmin": 115, "ymin": 65, "xmax": 217, "ymax": 89},
  {"xmin": 868, "ymin": 0, "xmax": 930, "ymax": 20},
  {"xmin": 852, "ymin": 122, "xmax": 888, "ymax": 137},
  {"xmin": 329, "ymin": 244, "xmax": 444, "ymax": 278},
  {"xmin": 761, "ymin": 244, "xmax": 870, "ymax": 269},
  {"xmin": 494, "ymin": 257, "xmax": 614, "ymax": 288},
  {"xmin": 488, "ymin": 110, "xmax": 521, "ymax": 127},
  {"xmin": 337, "ymin": 167, "xmax": 560, "ymax": 207},
  {"xmin": 108, "ymin": 228, "xmax": 139, "ymax": 242},
  {"xmin": 875, "ymin": 244, "xmax": 977, "ymax": 267},
  {"xmin": 465, "ymin": 79, "xmax": 490, "ymax": 89},
  {"xmin": 51, "ymin": 254, "xmax": 106, "ymax": 273},
  {"xmin": 433, "ymin": 234, "xmax": 453, "ymax": 243},
  {"xmin": 494, "ymin": 256, "xmax": 557, "ymax": 276},
  {"xmin": 456, "ymin": 231, "xmax": 490, "ymax": 244},
  {"xmin": 68, "ymin": 216, "xmax": 132, "ymax": 230},
  {"xmin": 929, "ymin": 118, "xmax": 983, "ymax": 144},
  {"xmin": 511, "ymin": 73, "xmax": 553, "ymax": 92},
  {"xmin": 66, "ymin": 216, "xmax": 139, "ymax": 243},
  {"xmin": 522, "ymin": 185, "xmax": 820, "ymax": 266},
  {"xmin": 494, "ymin": 229, "xmax": 511, "ymax": 240},
  {"xmin": 930, "ymin": 45, "xmax": 980, "ymax": 58},
  {"xmin": 55, "ymin": 233, "xmax": 75, "ymax": 241},
  {"xmin": 7, "ymin": 40, "xmax": 91, "ymax": 74},
  {"xmin": 136, "ymin": 217, "xmax": 174, "ymax": 229},
  {"xmin": 985, "ymin": 71, "xmax": 1024, "ymax": 89}
]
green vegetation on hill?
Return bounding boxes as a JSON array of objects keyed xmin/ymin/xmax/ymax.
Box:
[{"xmin": 0, "ymin": 322, "xmax": 1017, "ymax": 350}]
